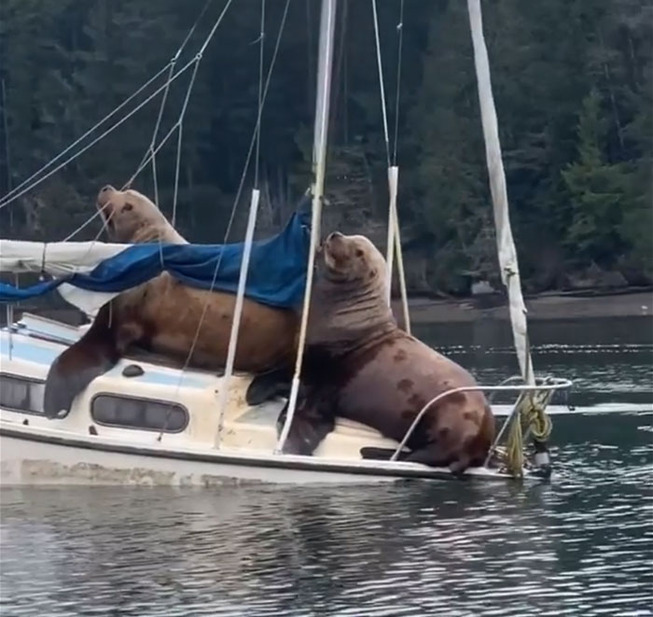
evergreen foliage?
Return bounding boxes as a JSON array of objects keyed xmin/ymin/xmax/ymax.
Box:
[{"xmin": 0, "ymin": 0, "xmax": 651, "ymax": 294}]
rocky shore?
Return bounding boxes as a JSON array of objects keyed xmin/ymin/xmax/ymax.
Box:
[{"xmin": 392, "ymin": 289, "xmax": 653, "ymax": 325}]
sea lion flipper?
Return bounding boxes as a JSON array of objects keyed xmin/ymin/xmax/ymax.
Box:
[
  {"xmin": 403, "ymin": 443, "xmax": 472, "ymax": 475},
  {"xmin": 43, "ymin": 304, "xmax": 140, "ymax": 419},
  {"xmin": 276, "ymin": 395, "xmax": 335, "ymax": 456},
  {"xmin": 246, "ymin": 366, "xmax": 293, "ymax": 406}
]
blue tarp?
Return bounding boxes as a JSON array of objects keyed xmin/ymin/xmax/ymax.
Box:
[{"xmin": 0, "ymin": 196, "xmax": 312, "ymax": 309}]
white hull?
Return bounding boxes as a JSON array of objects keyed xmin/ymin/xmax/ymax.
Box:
[
  {"xmin": 0, "ymin": 421, "xmax": 521, "ymax": 486},
  {"xmin": 0, "ymin": 313, "xmax": 556, "ymax": 487}
]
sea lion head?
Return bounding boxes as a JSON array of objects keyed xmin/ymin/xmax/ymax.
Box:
[
  {"xmin": 96, "ymin": 185, "xmax": 186, "ymax": 244},
  {"xmin": 308, "ymin": 231, "xmax": 394, "ymax": 347},
  {"xmin": 320, "ymin": 231, "xmax": 387, "ymax": 290}
]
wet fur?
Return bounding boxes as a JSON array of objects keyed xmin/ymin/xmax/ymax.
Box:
[
  {"xmin": 278, "ymin": 232, "xmax": 495, "ymax": 473},
  {"xmin": 43, "ymin": 185, "xmax": 298, "ymax": 418}
]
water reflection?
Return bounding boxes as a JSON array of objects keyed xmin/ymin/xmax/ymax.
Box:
[
  {"xmin": 2, "ymin": 413, "xmax": 652, "ymax": 617},
  {"xmin": 1, "ymin": 317, "xmax": 652, "ymax": 616}
]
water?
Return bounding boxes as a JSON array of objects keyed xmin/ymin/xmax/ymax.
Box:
[{"xmin": 1, "ymin": 316, "xmax": 652, "ymax": 617}]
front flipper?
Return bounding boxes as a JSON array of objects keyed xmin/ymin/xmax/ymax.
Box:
[
  {"xmin": 43, "ymin": 303, "xmax": 142, "ymax": 418},
  {"xmin": 246, "ymin": 365, "xmax": 292, "ymax": 406},
  {"xmin": 276, "ymin": 392, "xmax": 335, "ymax": 456}
]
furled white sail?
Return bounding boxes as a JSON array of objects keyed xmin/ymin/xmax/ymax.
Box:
[
  {"xmin": 467, "ymin": 0, "xmax": 534, "ymax": 385},
  {"xmin": 0, "ymin": 239, "xmax": 131, "ymax": 275},
  {"xmin": 0, "ymin": 239, "xmax": 131, "ymax": 317}
]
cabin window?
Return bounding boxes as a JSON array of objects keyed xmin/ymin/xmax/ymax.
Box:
[
  {"xmin": 0, "ymin": 374, "xmax": 44, "ymax": 414},
  {"xmin": 90, "ymin": 394, "xmax": 189, "ymax": 433}
]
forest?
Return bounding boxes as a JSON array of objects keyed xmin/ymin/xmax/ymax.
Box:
[{"xmin": 0, "ymin": 0, "xmax": 651, "ymax": 297}]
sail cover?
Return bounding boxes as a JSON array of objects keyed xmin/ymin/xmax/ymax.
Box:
[{"xmin": 0, "ymin": 203, "xmax": 311, "ymax": 310}]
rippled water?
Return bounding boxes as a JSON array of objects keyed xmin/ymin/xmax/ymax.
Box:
[{"xmin": 1, "ymin": 317, "xmax": 652, "ymax": 616}]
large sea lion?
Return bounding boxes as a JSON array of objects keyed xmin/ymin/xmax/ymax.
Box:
[
  {"xmin": 277, "ymin": 231, "xmax": 495, "ymax": 473},
  {"xmin": 43, "ymin": 185, "xmax": 299, "ymax": 418}
]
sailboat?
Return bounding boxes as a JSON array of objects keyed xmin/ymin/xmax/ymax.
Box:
[{"xmin": 0, "ymin": 0, "xmax": 571, "ymax": 486}]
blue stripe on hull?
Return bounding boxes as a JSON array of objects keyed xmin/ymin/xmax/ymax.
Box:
[{"xmin": 0, "ymin": 333, "xmax": 214, "ymax": 390}]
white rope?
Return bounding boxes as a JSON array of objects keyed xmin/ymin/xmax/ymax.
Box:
[
  {"xmin": 214, "ymin": 188, "xmax": 261, "ymax": 448},
  {"xmin": 275, "ymin": 0, "xmax": 338, "ymax": 455},
  {"xmin": 254, "ymin": 0, "xmax": 266, "ymax": 189},
  {"xmin": 155, "ymin": 0, "xmax": 290, "ymax": 442},
  {"xmin": 126, "ymin": 0, "xmax": 235, "ymax": 220},
  {"xmin": 214, "ymin": 0, "xmax": 267, "ymax": 448},
  {"xmin": 167, "ymin": 0, "xmax": 237, "ymax": 224},
  {"xmin": 58, "ymin": 0, "xmax": 232, "ymax": 253},
  {"xmin": 137, "ymin": 60, "xmax": 176, "ymax": 209},
  {"xmin": 171, "ymin": 60, "xmax": 201, "ymax": 226},
  {"xmin": 122, "ymin": 120, "xmax": 181, "ymax": 193},
  {"xmin": 389, "ymin": 379, "xmax": 571, "ymax": 462},
  {"xmin": 130, "ymin": 0, "xmax": 216, "ymax": 207},
  {"xmin": 371, "ymin": 0, "xmax": 391, "ymax": 166},
  {"xmin": 0, "ymin": 64, "xmax": 171, "ymax": 209},
  {"xmin": 392, "ymin": 0, "xmax": 404, "ymax": 166},
  {"xmin": 370, "ymin": 0, "xmax": 411, "ymax": 333},
  {"xmin": 0, "ymin": 0, "xmax": 232, "ymax": 214},
  {"xmin": 388, "ymin": 167, "xmax": 410, "ymax": 333},
  {"xmin": 466, "ymin": 0, "xmax": 533, "ymax": 384},
  {"xmin": 0, "ymin": 58, "xmax": 198, "ymax": 212}
]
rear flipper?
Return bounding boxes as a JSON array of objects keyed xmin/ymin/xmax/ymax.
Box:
[
  {"xmin": 43, "ymin": 303, "xmax": 141, "ymax": 419},
  {"xmin": 403, "ymin": 444, "xmax": 472, "ymax": 476},
  {"xmin": 276, "ymin": 394, "xmax": 335, "ymax": 456}
]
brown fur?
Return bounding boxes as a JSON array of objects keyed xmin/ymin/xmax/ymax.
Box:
[
  {"xmin": 278, "ymin": 231, "xmax": 495, "ymax": 474},
  {"xmin": 43, "ymin": 185, "xmax": 298, "ymax": 418}
]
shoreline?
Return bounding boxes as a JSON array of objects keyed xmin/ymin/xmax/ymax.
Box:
[
  {"xmin": 4, "ymin": 290, "xmax": 653, "ymax": 328},
  {"xmin": 392, "ymin": 290, "xmax": 653, "ymax": 324}
]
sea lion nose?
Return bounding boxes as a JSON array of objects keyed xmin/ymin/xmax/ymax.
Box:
[
  {"xmin": 327, "ymin": 231, "xmax": 343, "ymax": 241},
  {"xmin": 97, "ymin": 185, "xmax": 116, "ymax": 209}
]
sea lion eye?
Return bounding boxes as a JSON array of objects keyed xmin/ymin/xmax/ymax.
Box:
[
  {"xmin": 123, "ymin": 203, "xmax": 133, "ymax": 212},
  {"xmin": 355, "ymin": 249, "xmax": 364, "ymax": 257}
]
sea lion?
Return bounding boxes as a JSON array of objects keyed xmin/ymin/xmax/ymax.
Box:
[
  {"xmin": 276, "ymin": 231, "xmax": 495, "ymax": 473},
  {"xmin": 43, "ymin": 185, "xmax": 299, "ymax": 418}
]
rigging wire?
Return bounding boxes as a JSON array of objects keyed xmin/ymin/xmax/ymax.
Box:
[
  {"xmin": 0, "ymin": 0, "xmax": 232, "ymax": 213},
  {"xmin": 254, "ymin": 0, "xmax": 266, "ymax": 189},
  {"xmin": 274, "ymin": 0, "xmax": 337, "ymax": 455},
  {"xmin": 371, "ymin": 0, "xmax": 391, "ymax": 169},
  {"xmin": 125, "ymin": 0, "xmax": 235, "ymax": 229},
  {"xmin": 0, "ymin": 60, "xmax": 197, "ymax": 212},
  {"xmin": 129, "ymin": 0, "xmax": 217, "ymax": 207},
  {"xmin": 370, "ymin": 0, "xmax": 410, "ymax": 333},
  {"xmin": 0, "ymin": 65, "xmax": 171, "ymax": 209},
  {"xmin": 392, "ymin": 0, "xmax": 404, "ymax": 166},
  {"xmin": 214, "ymin": 0, "xmax": 267, "ymax": 448},
  {"xmin": 157, "ymin": 0, "xmax": 291, "ymax": 441}
]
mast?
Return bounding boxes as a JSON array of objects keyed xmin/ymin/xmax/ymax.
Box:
[
  {"xmin": 275, "ymin": 0, "xmax": 338, "ymax": 453},
  {"xmin": 467, "ymin": 0, "xmax": 553, "ymax": 476}
]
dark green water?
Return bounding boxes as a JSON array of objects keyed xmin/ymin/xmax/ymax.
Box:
[{"xmin": 1, "ymin": 316, "xmax": 652, "ymax": 616}]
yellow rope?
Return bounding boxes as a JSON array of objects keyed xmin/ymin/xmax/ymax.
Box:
[{"xmin": 504, "ymin": 387, "xmax": 554, "ymax": 478}]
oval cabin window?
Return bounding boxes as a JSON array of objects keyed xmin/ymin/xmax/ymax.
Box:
[
  {"xmin": 90, "ymin": 394, "xmax": 189, "ymax": 433},
  {"xmin": 0, "ymin": 374, "xmax": 44, "ymax": 414}
]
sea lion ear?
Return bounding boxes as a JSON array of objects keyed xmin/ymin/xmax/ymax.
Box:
[{"xmin": 368, "ymin": 268, "xmax": 377, "ymax": 280}]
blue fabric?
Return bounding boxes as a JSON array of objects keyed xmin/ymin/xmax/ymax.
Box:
[{"xmin": 0, "ymin": 196, "xmax": 312, "ymax": 309}]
